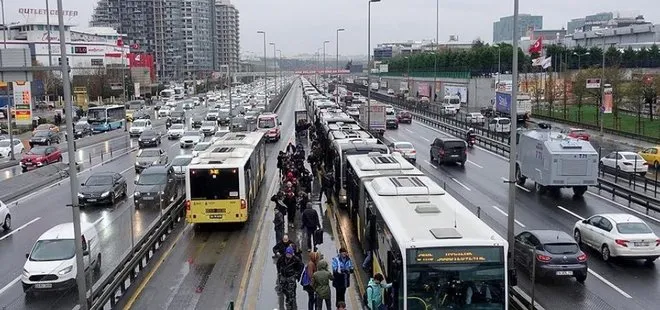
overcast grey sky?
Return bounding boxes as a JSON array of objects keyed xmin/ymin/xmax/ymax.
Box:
[{"xmin": 6, "ymin": 0, "xmax": 660, "ymax": 57}]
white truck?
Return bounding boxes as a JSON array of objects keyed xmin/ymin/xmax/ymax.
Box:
[
  {"xmin": 515, "ymin": 124, "xmax": 599, "ymax": 197},
  {"xmin": 358, "ymin": 100, "xmax": 387, "ymax": 136},
  {"xmin": 370, "ymin": 82, "xmax": 379, "ymax": 91},
  {"xmin": 493, "ymin": 92, "xmax": 532, "ymax": 121}
]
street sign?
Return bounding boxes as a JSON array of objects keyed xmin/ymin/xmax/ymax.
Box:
[
  {"xmin": 586, "ymin": 78, "xmax": 601, "ymax": 89},
  {"xmin": 12, "ymin": 81, "xmax": 33, "ymax": 125}
]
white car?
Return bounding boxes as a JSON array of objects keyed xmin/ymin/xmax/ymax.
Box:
[
  {"xmin": 0, "ymin": 138, "xmax": 24, "ymax": 159},
  {"xmin": 600, "ymin": 151, "xmax": 649, "ymax": 176},
  {"xmin": 158, "ymin": 108, "xmax": 171, "ymax": 117},
  {"xmin": 465, "ymin": 112, "xmax": 485, "ymax": 126},
  {"xmin": 206, "ymin": 109, "xmax": 220, "ymax": 121},
  {"xmin": 129, "ymin": 119, "xmax": 152, "ymax": 137},
  {"xmin": 200, "ymin": 121, "xmax": 218, "ymax": 136},
  {"xmin": 167, "ymin": 123, "xmax": 185, "ymax": 140},
  {"xmin": 488, "ymin": 117, "xmax": 511, "ymax": 133},
  {"xmin": 210, "ymin": 129, "xmax": 230, "ymax": 143},
  {"xmin": 387, "ymin": 88, "xmax": 395, "ymax": 95},
  {"xmin": 192, "ymin": 142, "xmax": 212, "ymax": 157},
  {"xmin": 390, "ymin": 141, "xmax": 416, "ymax": 162},
  {"xmin": 182, "ymin": 102, "xmax": 193, "ymax": 110},
  {"xmin": 346, "ymin": 106, "xmax": 360, "ymax": 119},
  {"xmin": 574, "ymin": 213, "xmax": 660, "ymax": 263},
  {"xmin": 180, "ymin": 131, "xmax": 204, "ymax": 148},
  {"xmin": 0, "ymin": 200, "xmax": 10, "ymax": 230}
]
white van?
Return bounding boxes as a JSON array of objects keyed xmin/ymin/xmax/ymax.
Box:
[
  {"xmin": 22, "ymin": 222, "xmax": 101, "ymax": 295},
  {"xmin": 488, "ymin": 117, "xmax": 511, "ymax": 133}
]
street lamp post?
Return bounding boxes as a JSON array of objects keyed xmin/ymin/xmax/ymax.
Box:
[
  {"xmin": 269, "ymin": 42, "xmax": 278, "ymax": 94},
  {"xmin": 1, "ymin": 0, "xmax": 14, "ymax": 161},
  {"xmin": 433, "ymin": 0, "xmax": 438, "ymax": 101},
  {"xmin": 323, "ymin": 40, "xmax": 330, "ymax": 78},
  {"xmin": 497, "ymin": 45, "xmax": 502, "ymax": 84},
  {"xmin": 277, "ymin": 50, "xmax": 282, "ymax": 91},
  {"xmin": 507, "ymin": 0, "xmax": 520, "ymax": 271},
  {"xmin": 336, "ymin": 28, "xmax": 344, "ymax": 105},
  {"xmin": 257, "ymin": 31, "xmax": 267, "ymax": 109},
  {"xmin": 574, "ymin": 52, "xmax": 590, "ymax": 70},
  {"xmin": 367, "ymin": 0, "xmax": 381, "ymax": 132},
  {"xmin": 596, "ymin": 32, "xmax": 606, "ymax": 135}
]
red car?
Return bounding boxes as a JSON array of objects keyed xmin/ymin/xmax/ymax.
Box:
[
  {"xmin": 20, "ymin": 146, "xmax": 63, "ymax": 172},
  {"xmin": 396, "ymin": 111, "xmax": 413, "ymax": 124},
  {"xmin": 566, "ymin": 128, "xmax": 591, "ymax": 141}
]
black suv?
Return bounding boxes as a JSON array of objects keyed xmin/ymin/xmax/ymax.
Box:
[
  {"xmin": 430, "ymin": 137, "xmax": 466, "ymax": 166},
  {"xmin": 29, "ymin": 130, "xmax": 60, "ymax": 147},
  {"xmin": 133, "ymin": 166, "xmax": 178, "ymax": 209},
  {"xmin": 138, "ymin": 130, "xmax": 162, "ymax": 148},
  {"xmin": 191, "ymin": 117, "xmax": 204, "ymax": 129},
  {"xmin": 170, "ymin": 110, "xmax": 186, "ymax": 124}
]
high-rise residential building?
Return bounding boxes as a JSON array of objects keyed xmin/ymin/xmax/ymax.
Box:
[
  {"xmin": 214, "ymin": 0, "xmax": 240, "ymax": 73},
  {"xmin": 493, "ymin": 14, "xmax": 543, "ymax": 43},
  {"xmin": 182, "ymin": 0, "xmax": 215, "ymax": 78}
]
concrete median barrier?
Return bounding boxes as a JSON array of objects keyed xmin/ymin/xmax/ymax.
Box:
[{"xmin": 0, "ymin": 162, "xmax": 72, "ymax": 203}]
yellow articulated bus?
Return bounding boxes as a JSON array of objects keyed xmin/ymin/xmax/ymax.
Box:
[{"xmin": 185, "ymin": 131, "xmax": 266, "ymax": 224}]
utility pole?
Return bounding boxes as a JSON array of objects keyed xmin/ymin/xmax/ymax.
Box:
[
  {"xmin": 507, "ymin": 0, "xmax": 520, "ymax": 270},
  {"xmin": 1, "ymin": 0, "xmax": 14, "ymax": 161},
  {"xmin": 323, "ymin": 40, "xmax": 329, "ymax": 78},
  {"xmin": 257, "ymin": 31, "xmax": 267, "ymax": 109},
  {"xmin": 269, "ymin": 42, "xmax": 278, "ymax": 94},
  {"xmin": 433, "ymin": 0, "xmax": 438, "ymax": 101},
  {"xmin": 367, "ymin": 0, "xmax": 380, "ymax": 132},
  {"xmin": 57, "ymin": 0, "xmax": 87, "ymax": 308},
  {"xmin": 336, "ymin": 28, "xmax": 344, "ymax": 105}
]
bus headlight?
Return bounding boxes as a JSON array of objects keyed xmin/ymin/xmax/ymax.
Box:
[{"xmin": 339, "ymin": 189, "xmax": 347, "ymax": 204}]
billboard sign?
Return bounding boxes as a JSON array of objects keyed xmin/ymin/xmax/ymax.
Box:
[
  {"xmin": 603, "ymin": 85, "xmax": 613, "ymax": 114},
  {"xmin": 586, "ymin": 78, "xmax": 601, "ymax": 89},
  {"xmin": 418, "ymin": 83, "xmax": 430, "ymax": 97},
  {"xmin": 12, "ymin": 81, "xmax": 33, "ymax": 125},
  {"xmin": 379, "ymin": 64, "xmax": 389, "ymax": 73},
  {"xmin": 443, "ymin": 84, "xmax": 468, "ymax": 103},
  {"xmin": 495, "ymin": 91, "xmax": 512, "ymax": 114}
]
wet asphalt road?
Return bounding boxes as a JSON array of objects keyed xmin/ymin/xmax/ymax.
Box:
[
  {"xmin": 0, "ymin": 105, "xmax": 209, "ymax": 310},
  {"xmin": 384, "ymin": 119, "xmax": 660, "ymax": 310}
]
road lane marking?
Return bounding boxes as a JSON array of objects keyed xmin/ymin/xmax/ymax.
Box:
[
  {"xmin": 0, "ymin": 276, "xmax": 20, "ymax": 296},
  {"xmin": 451, "ymin": 178, "xmax": 471, "ymax": 191},
  {"xmin": 556, "ymin": 205, "xmax": 585, "ymax": 220},
  {"xmin": 501, "ymin": 177, "xmax": 531, "ymax": 192},
  {"xmin": 389, "ymin": 136, "xmax": 397, "ymax": 142},
  {"xmin": 405, "ymin": 128, "xmax": 414, "ymax": 134},
  {"xmin": 467, "ymin": 160, "xmax": 483, "ymax": 168},
  {"xmin": 122, "ymin": 224, "xmax": 191, "ymax": 310},
  {"xmin": 491, "ymin": 206, "xmax": 526, "ymax": 227},
  {"xmin": 423, "ymin": 160, "xmax": 437, "ymax": 169},
  {"xmin": 421, "ymin": 137, "xmax": 430, "ymax": 142},
  {"xmin": 0, "ymin": 217, "xmax": 41, "ymax": 241},
  {"xmin": 587, "ymin": 269, "xmax": 633, "ymax": 299},
  {"xmin": 586, "ymin": 191, "xmax": 660, "ymax": 224}
]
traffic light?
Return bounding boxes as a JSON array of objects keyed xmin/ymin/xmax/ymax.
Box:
[{"xmin": 22, "ymin": 91, "xmax": 30, "ymax": 104}]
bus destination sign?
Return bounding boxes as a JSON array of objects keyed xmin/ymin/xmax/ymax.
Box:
[{"xmin": 410, "ymin": 247, "xmax": 502, "ymax": 264}]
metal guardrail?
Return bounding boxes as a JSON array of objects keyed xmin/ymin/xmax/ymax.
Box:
[
  {"xmin": 88, "ymin": 83, "xmax": 297, "ymax": 309},
  {"xmin": 344, "ymin": 83, "xmax": 660, "ymax": 215}
]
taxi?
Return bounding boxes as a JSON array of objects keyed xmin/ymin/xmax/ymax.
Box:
[{"xmin": 639, "ymin": 146, "xmax": 660, "ymax": 169}]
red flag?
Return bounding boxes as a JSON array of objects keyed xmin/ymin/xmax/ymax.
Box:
[
  {"xmin": 528, "ymin": 36, "xmax": 543, "ymax": 54},
  {"xmin": 116, "ymin": 38, "xmax": 124, "ymax": 47}
]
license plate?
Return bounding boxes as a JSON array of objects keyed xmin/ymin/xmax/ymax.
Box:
[
  {"xmin": 634, "ymin": 242, "xmax": 649, "ymax": 247},
  {"xmin": 209, "ymin": 214, "xmax": 223, "ymax": 219},
  {"xmin": 142, "ymin": 196, "xmax": 154, "ymax": 200},
  {"xmin": 556, "ymin": 271, "xmax": 573, "ymax": 276},
  {"xmin": 87, "ymin": 199, "xmax": 97, "ymax": 202},
  {"xmin": 34, "ymin": 283, "xmax": 52, "ymax": 289},
  {"xmin": 451, "ymin": 155, "xmax": 459, "ymax": 157}
]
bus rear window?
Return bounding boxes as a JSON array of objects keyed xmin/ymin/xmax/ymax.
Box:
[{"xmin": 189, "ymin": 168, "xmax": 240, "ymax": 199}]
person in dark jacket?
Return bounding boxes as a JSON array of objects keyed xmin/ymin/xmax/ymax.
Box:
[
  {"xmin": 301, "ymin": 202, "xmax": 321, "ymax": 252},
  {"xmin": 283, "ymin": 190, "xmax": 297, "ymax": 228},
  {"xmin": 165, "ymin": 117, "xmax": 172, "ymax": 129},
  {"xmin": 300, "ymin": 172, "xmax": 312, "ymax": 195},
  {"xmin": 277, "ymin": 151, "xmax": 286, "ymax": 177},
  {"xmin": 273, "ymin": 207, "xmax": 285, "ymax": 244},
  {"xmin": 321, "ymin": 171, "xmax": 335, "ymax": 202},
  {"xmin": 272, "ymin": 234, "xmax": 294, "ymax": 258},
  {"xmin": 277, "ymin": 246, "xmax": 304, "ymax": 310},
  {"xmin": 271, "ymin": 191, "xmax": 287, "ymax": 216},
  {"xmin": 297, "ymin": 191, "xmax": 309, "ymax": 213},
  {"xmin": 286, "ymin": 142, "xmax": 296, "ymax": 154}
]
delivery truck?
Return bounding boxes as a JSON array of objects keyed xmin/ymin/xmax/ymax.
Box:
[
  {"xmin": 493, "ymin": 92, "xmax": 532, "ymax": 121},
  {"xmin": 358, "ymin": 100, "xmax": 386, "ymax": 136}
]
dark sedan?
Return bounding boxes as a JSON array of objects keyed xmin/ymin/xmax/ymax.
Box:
[
  {"xmin": 78, "ymin": 172, "xmax": 127, "ymax": 206},
  {"xmin": 138, "ymin": 130, "xmax": 162, "ymax": 148},
  {"xmin": 191, "ymin": 117, "xmax": 204, "ymax": 129},
  {"xmin": 396, "ymin": 111, "xmax": 413, "ymax": 124},
  {"xmin": 133, "ymin": 166, "xmax": 178, "ymax": 209},
  {"xmin": 134, "ymin": 148, "xmax": 168, "ymax": 173},
  {"xmin": 29, "ymin": 130, "xmax": 60, "ymax": 147},
  {"xmin": 514, "ymin": 230, "xmax": 588, "ymax": 283},
  {"xmin": 133, "ymin": 111, "xmax": 152, "ymax": 120},
  {"xmin": 72, "ymin": 123, "xmax": 93, "ymax": 139}
]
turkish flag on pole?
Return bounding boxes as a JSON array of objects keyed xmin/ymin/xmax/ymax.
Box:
[{"xmin": 528, "ymin": 36, "xmax": 543, "ymax": 54}]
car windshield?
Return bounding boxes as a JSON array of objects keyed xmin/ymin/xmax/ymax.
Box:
[
  {"xmin": 246, "ymin": 111, "xmax": 259, "ymax": 116},
  {"xmin": 0, "ymin": 140, "xmax": 11, "ymax": 147},
  {"xmin": 617, "ymin": 222, "xmax": 653, "ymax": 234},
  {"xmin": 172, "ymin": 157, "xmax": 192, "ymax": 166},
  {"xmin": 170, "ymin": 124, "xmax": 184, "ymax": 130},
  {"xmin": 30, "ymin": 239, "xmax": 76, "ymax": 261},
  {"xmin": 622, "ymin": 154, "xmax": 644, "ymax": 161},
  {"xmin": 395, "ymin": 142, "xmax": 414, "ymax": 150},
  {"xmin": 34, "ymin": 131, "xmax": 49, "ymax": 137},
  {"xmin": 74, "ymin": 124, "xmax": 88, "ymax": 131},
  {"xmin": 85, "ymin": 175, "xmax": 113, "ymax": 186},
  {"xmin": 133, "ymin": 120, "xmax": 147, "ymax": 127},
  {"xmin": 194, "ymin": 143, "xmax": 211, "ymax": 151},
  {"xmin": 136, "ymin": 173, "xmax": 167, "ymax": 185},
  {"xmin": 183, "ymin": 131, "xmax": 200, "ymax": 137},
  {"xmin": 544, "ymin": 243, "xmax": 579, "ymax": 254},
  {"xmin": 27, "ymin": 147, "xmax": 47, "ymax": 155},
  {"xmin": 171, "ymin": 111, "xmax": 185, "ymax": 117},
  {"xmin": 138, "ymin": 149, "xmax": 160, "ymax": 158},
  {"xmin": 208, "ymin": 109, "xmax": 218, "ymax": 113},
  {"xmin": 571, "ymin": 129, "xmax": 586, "ymax": 134},
  {"xmin": 36, "ymin": 124, "xmax": 51, "ymax": 130},
  {"xmin": 258, "ymin": 118, "xmax": 276, "ymax": 128},
  {"xmin": 203, "ymin": 121, "xmax": 216, "ymax": 126},
  {"xmin": 141, "ymin": 131, "xmax": 157, "ymax": 137}
]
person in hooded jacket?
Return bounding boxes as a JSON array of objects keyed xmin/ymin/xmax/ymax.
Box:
[
  {"xmin": 273, "ymin": 207, "xmax": 285, "ymax": 244},
  {"xmin": 286, "ymin": 142, "xmax": 296, "ymax": 154},
  {"xmin": 276, "ymin": 246, "xmax": 304, "ymax": 310},
  {"xmin": 283, "ymin": 190, "xmax": 297, "ymax": 228},
  {"xmin": 366, "ymin": 273, "xmax": 393, "ymax": 310},
  {"xmin": 301, "ymin": 202, "xmax": 321, "ymax": 252},
  {"xmin": 301, "ymin": 251, "xmax": 321, "ymax": 310},
  {"xmin": 331, "ymin": 247, "xmax": 354, "ymax": 305},
  {"xmin": 312, "ymin": 259, "xmax": 333, "ymax": 310},
  {"xmin": 271, "ymin": 191, "xmax": 287, "ymax": 217}
]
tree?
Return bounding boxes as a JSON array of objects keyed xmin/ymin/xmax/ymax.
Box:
[
  {"xmin": 32, "ymin": 60, "xmax": 62, "ymax": 100},
  {"xmin": 545, "ymin": 69, "xmax": 558, "ymax": 116}
]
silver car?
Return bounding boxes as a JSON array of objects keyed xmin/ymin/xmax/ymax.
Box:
[
  {"xmin": 180, "ymin": 131, "xmax": 204, "ymax": 148},
  {"xmin": 170, "ymin": 155, "xmax": 193, "ymax": 179}
]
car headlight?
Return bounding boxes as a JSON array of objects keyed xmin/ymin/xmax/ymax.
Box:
[
  {"xmin": 138, "ymin": 138, "xmax": 142, "ymax": 142},
  {"xmin": 151, "ymin": 138, "xmax": 157, "ymax": 141},
  {"xmin": 23, "ymin": 268, "xmax": 29, "ymax": 277},
  {"xmin": 76, "ymin": 131, "xmax": 82, "ymax": 135},
  {"xmin": 77, "ymin": 193, "xmax": 84, "ymax": 198},
  {"xmin": 36, "ymin": 161, "xmax": 42, "ymax": 166},
  {"xmin": 153, "ymin": 160, "xmax": 159, "ymax": 164},
  {"xmin": 101, "ymin": 191, "xmax": 110, "ymax": 197},
  {"xmin": 58, "ymin": 265, "xmax": 73, "ymax": 275},
  {"xmin": 134, "ymin": 191, "xmax": 141, "ymax": 196}
]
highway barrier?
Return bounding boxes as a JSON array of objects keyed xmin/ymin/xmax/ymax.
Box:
[
  {"xmin": 0, "ymin": 159, "xmax": 18, "ymax": 170},
  {"xmin": 0, "ymin": 162, "xmax": 74, "ymax": 202},
  {"xmin": 344, "ymin": 83, "xmax": 660, "ymax": 215}
]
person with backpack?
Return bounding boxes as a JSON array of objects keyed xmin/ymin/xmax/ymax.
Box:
[
  {"xmin": 301, "ymin": 202, "xmax": 321, "ymax": 252},
  {"xmin": 312, "ymin": 259, "xmax": 333, "ymax": 310},
  {"xmin": 300, "ymin": 252, "xmax": 320, "ymax": 310},
  {"xmin": 331, "ymin": 247, "xmax": 354, "ymax": 305},
  {"xmin": 365, "ymin": 273, "xmax": 392, "ymax": 310}
]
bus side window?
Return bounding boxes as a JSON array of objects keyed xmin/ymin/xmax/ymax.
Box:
[{"xmin": 366, "ymin": 207, "xmax": 378, "ymax": 250}]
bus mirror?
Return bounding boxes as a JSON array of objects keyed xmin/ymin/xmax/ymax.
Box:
[{"xmin": 508, "ymin": 268, "xmax": 518, "ymax": 286}]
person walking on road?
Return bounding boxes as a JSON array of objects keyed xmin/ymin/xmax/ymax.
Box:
[
  {"xmin": 366, "ymin": 273, "xmax": 393, "ymax": 310},
  {"xmin": 301, "ymin": 251, "xmax": 320, "ymax": 310},
  {"xmin": 286, "ymin": 142, "xmax": 296, "ymax": 154},
  {"xmin": 276, "ymin": 246, "xmax": 304, "ymax": 310},
  {"xmin": 284, "ymin": 190, "xmax": 297, "ymax": 228},
  {"xmin": 312, "ymin": 259, "xmax": 333, "ymax": 310},
  {"xmin": 320, "ymin": 170, "xmax": 334, "ymax": 203},
  {"xmin": 273, "ymin": 207, "xmax": 285, "ymax": 244},
  {"xmin": 331, "ymin": 247, "xmax": 354, "ymax": 305},
  {"xmin": 301, "ymin": 202, "xmax": 321, "ymax": 252},
  {"xmin": 272, "ymin": 234, "xmax": 294, "ymax": 258}
]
